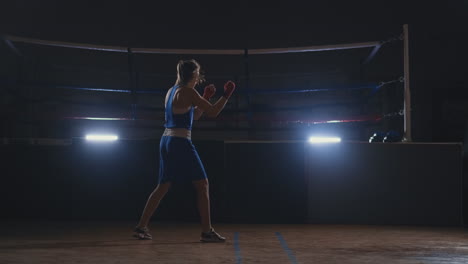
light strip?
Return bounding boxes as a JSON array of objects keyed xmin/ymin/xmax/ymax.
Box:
[
  {"xmin": 308, "ymin": 137, "xmax": 342, "ymax": 143},
  {"xmin": 85, "ymin": 134, "xmax": 118, "ymax": 141},
  {"xmin": 6, "ymin": 35, "xmax": 380, "ymax": 55},
  {"xmin": 82, "ymin": 117, "xmax": 129, "ymax": 121}
]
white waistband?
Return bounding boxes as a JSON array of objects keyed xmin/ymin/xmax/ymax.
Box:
[{"xmin": 163, "ymin": 128, "xmax": 191, "ymax": 139}]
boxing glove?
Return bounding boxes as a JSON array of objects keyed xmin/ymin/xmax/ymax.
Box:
[
  {"xmin": 202, "ymin": 84, "xmax": 216, "ymax": 100},
  {"xmin": 223, "ymin": 80, "xmax": 236, "ymax": 99}
]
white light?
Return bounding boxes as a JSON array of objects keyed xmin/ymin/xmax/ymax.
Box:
[
  {"xmin": 84, "ymin": 117, "xmax": 126, "ymax": 121},
  {"xmin": 85, "ymin": 134, "xmax": 119, "ymax": 141},
  {"xmin": 308, "ymin": 137, "xmax": 341, "ymax": 143}
]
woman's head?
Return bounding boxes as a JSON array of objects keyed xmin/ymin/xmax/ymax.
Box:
[{"xmin": 176, "ymin": 59, "xmax": 205, "ymax": 87}]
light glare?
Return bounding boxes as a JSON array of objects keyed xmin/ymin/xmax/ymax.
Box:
[
  {"xmin": 308, "ymin": 137, "xmax": 341, "ymax": 143},
  {"xmin": 85, "ymin": 134, "xmax": 118, "ymax": 141},
  {"xmin": 83, "ymin": 117, "xmax": 127, "ymax": 121}
]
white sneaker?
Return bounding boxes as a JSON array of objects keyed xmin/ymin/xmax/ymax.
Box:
[
  {"xmin": 133, "ymin": 226, "xmax": 152, "ymax": 240},
  {"xmin": 200, "ymin": 228, "xmax": 226, "ymax": 243}
]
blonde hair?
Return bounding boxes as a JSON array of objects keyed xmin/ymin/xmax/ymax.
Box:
[{"xmin": 176, "ymin": 59, "xmax": 205, "ymax": 86}]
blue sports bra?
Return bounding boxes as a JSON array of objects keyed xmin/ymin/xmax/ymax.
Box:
[{"xmin": 164, "ymin": 85, "xmax": 194, "ymax": 130}]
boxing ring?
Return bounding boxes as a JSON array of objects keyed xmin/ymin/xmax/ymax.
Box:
[{"xmin": 3, "ymin": 25, "xmax": 409, "ymax": 142}]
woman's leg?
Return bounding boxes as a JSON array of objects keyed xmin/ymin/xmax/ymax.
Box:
[
  {"xmin": 192, "ymin": 178, "xmax": 211, "ymax": 233},
  {"xmin": 193, "ymin": 178, "xmax": 226, "ymax": 242},
  {"xmin": 137, "ymin": 182, "xmax": 171, "ymax": 228}
]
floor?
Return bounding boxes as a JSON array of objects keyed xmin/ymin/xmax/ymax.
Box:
[{"xmin": 1, "ymin": 221, "xmax": 468, "ymax": 263}]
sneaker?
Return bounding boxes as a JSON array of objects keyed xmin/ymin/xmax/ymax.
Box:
[
  {"xmin": 133, "ymin": 226, "xmax": 152, "ymax": 240},
  {"xmin": 200, "ymin": 228, "xmax": 226, "ymax": 243}
]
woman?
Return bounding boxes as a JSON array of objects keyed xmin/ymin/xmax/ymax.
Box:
[{"xmin": 134, "ymin": 59, "xmax": 235, "ymax": 242}]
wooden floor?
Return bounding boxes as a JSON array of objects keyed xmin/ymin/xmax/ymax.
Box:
[{"xmin": 1, "ymin": 221, "xmax": 468, "ymax": 264}]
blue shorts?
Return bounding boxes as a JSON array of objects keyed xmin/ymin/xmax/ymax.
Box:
[{"xmin": 158, "ymin": 136, "xmax": 208, "ymax": 184}]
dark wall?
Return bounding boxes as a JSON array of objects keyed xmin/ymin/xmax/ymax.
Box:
[
  {"xmin": 409, "ymin": 24, "xmax": 468, "ymax": 142},
  {"xmin": 0, "ymin": 140, "xmax": 159, "ymax": 221},
  {"xmin": 0, "ymin": 140, "xmax": 307, "ymax": 223},
  {"xmin": 224, "ymin": 142, "xmax": 308, "ymax": 223},
  {"xmin": 463, "ymin": 121, "xmax": 468, "ymax": 227},
  {"xmin": 0, "ymin": 140, "xmax": 463, "ymax": 226},
  {"xmin": 307, "ymin": 142, "xmax": 463, "ymax": 226}
]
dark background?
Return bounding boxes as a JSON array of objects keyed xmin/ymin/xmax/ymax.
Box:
[
  {"xmin": 0, "ymin": 1, "xmax": 467, "ymax": 225},
  {"xmin": 1, "ymin": 0, "xmax": 467, "ymax": 142}
]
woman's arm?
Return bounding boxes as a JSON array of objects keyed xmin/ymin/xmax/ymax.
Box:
[
  {"xmin": 187, "ymin": 89, "xmax": 228, "ymax": 118},
  {"xmin": 193, "ymin": 84, "xmax": 217, "ymax": 120},
  {"xmin": 193, "ymin": 106, "xmax": 204, "ymax": 120}
]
